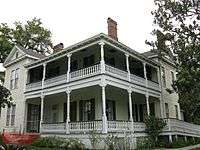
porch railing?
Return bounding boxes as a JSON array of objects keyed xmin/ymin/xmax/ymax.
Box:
[
  {"xmin": 26, "ymin": 81, "xmax": 42, "ymax": 91},
  {"xmin": 41, "ymin": 122, "xmax": 66, "ymax": 134},
  {"xmin": 26, "ymin": 64, "xmax": 159, "ymax": 91},
  {"xmin": 44, "ymin": 74, "xmax": 67, "ymax": 87},
  {"xmin": 105, "ymin": 64, "xmax": 128, "ymax": 80},
  {"xmin": 69, "ymin": 120, "xmax": 102, "ymax": 133},
  {"xmin": 70, "ymin": 64, "xmax": 101, "ymax": 80},
  {"xmin": 107, "ymin": 120, "xmax": 130, "ymax": 132}
]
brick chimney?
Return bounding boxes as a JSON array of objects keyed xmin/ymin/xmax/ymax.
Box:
[
  {"xmin": 53, "ymin": 43, "xmax": 64, "ymax": 53},
  {"xmin": 107, "ymin": 17, "xmax": 118, "ymax": 41}
]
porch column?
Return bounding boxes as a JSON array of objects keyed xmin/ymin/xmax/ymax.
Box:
[
  {"xmin": 145, "ymin": 93, "xmax": 150, "ymax": 116},
  {"xmin": 40, "ymin": 94, "xmax": 45, "ymax": 133},
  {"xmin": 67, "ymin": 53, "xmax": 72, "ymax": 82},
  {"xmin": 101, "ymin": 84, "xmax": 107, "ymax": 133},
  {"xmin": 99, "ymin": 42, "xmax": 105, "ymax": 73},
  {"xmin": 125, "ymin": 54, "xmax": 131, "ymax": 81},
  {"xmin": 143, "ymin": 62, "xmax": 148, "ymax": 87},
  {"xmin": 128, "ymin": 89, "xmax": 134, "ymax": 131},
  {"xmin": 42, "ymin": 63, "xmax": 46, "ymax": 88},
  {"xmin": 66, "ymin": 89, "xmax": 71, "ymax": 134}
]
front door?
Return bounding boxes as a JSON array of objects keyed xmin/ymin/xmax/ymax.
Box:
[{"xmin": 27, "ymin": 104, "xmax": 40, "ymax": 133}]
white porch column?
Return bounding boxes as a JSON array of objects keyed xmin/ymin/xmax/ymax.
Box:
[
  {"xmin": 40, "ymin": 94, "xmax": 45, "ymax": 133},
  {"xmin": 101, "ymin": 84, "xmax": 107, "ymax": 133},
  {"xmin": 125, "ymin": 54, "xmax": 131, "ymax": 81},
  {"xmin": 23, "ymin": 100, "xmax": 28, "ymax": 133},
  {"xmin": 128, "ymin": 89, "xmax": 134, "ymax": 131},
  {"xmin": 42, "ymin": 63, "xmax": 46, "ymax": 88},
  {"xmin": 145, "ymin": 93, "xmax": 150, "ymax": 116},
  {"xmin": 143, "ymin": 62, "xmax": 148, "ymax": 87},
  {"xmin": 67, "ymin": 53, "xmax": 72, "ymax": 82},
  {"xmin": 99, "ymin": 42, "xmax": 105, "ymax": 73},
  {"xmin": 66, "ymin": 88, "xmax": 71, "ymax": 134}
]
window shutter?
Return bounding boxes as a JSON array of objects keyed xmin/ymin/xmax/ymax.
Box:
[
  {"xmin": 91, "ymin": 99, "xmax": 95, "ymax": 121},
  {"xmin": 63, "ymin": 103, "xmax": 67, "ymax": 122},
  {"xmin": 113, "ymin": 101, "xmax": 116, "ymax": 120},
  {"xmin": 79, "ymin": 100, "xmax": 83, "ymax": 121}
]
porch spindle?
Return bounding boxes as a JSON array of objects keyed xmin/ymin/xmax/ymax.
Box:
[
  {"xmin": 99, "ymin": 42, "xmax": 105, "ymax": 73},
  {"xmin": 101, "ymin": 85, "xmax": 108, "ymax": 133},
  {"xmin": 145, "ymin": 93, "xmax": 150, "ymax": 116},
  {"xmin": 67, "ymin": 53, "xmax": 72, "ymax": 82},
  {"xmin": 125, "ymin": 54, "xmax": 130, "ymax": 81},
  {"xmin": 40, "ymin": 94, "xmax": 45, "ymax": 133},
  {"xmin": 66, "ymin": 89, "xmax": 71, "ymax": 134}
]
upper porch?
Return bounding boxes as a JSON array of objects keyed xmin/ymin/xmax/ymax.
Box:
[{"xmin": 25, "ymin": 37, "xmax": 160, "ymax": 97}]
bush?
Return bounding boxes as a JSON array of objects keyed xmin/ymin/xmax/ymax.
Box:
[
  {"xmin": 31, "ymin": 136, "xmax": 85, "ymax": 150},
  {"xmin": 136, "ymin": 137, "xmax": 153, "ymax": 150},
  {"xmin": 144, "ymin": 115, "xmax": 166, "ymax": 147}
]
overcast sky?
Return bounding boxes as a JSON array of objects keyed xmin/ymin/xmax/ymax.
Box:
[{"xmin": 0, "ymin": 0, "xmax": 156, "ymax": 70}]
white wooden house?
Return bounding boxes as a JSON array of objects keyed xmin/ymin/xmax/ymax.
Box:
[{"xmin": 1, "ymin": 18, "xmax": 200, "ymax": 148}]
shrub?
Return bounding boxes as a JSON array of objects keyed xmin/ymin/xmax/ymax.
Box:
[
  {"xmin": 136, "ymin": 137, "xmax": 153, "ymax": 150},
  {"xmin": 144, "ymin": 115, "xmax": 166, "ymax": 147},
  {"xmin": 31, "ymin": 136, "xmax": 85, "ymax": 150}
]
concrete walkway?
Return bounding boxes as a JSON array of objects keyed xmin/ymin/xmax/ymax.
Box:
[{"xmin": 156, "ymin": 144, "xmax": 200, "ymax": 150}]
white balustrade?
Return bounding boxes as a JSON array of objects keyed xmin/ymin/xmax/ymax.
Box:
[
  {"xmin": 164, "ymin": 118, "xmax": 200, "ymax": 136},
  {"xmin": 69, "ymin": 121, "xmax": 102, "ymax": 133},
  {"xmin": 70, "ymin": 64, "xmax": 100, "ymax": 80},
  {"xmin": 105, "ymin": 65, "xmax": 128, "ymax": 79},
  {"xmin": 41, "ymin": 123, "xmax": 66, "ymax": 133},
  {"xmin": 107, "ymin": 120, "xmax": 130, "ymax": 132},
  {"xmin": 26, "ymin": 81, "xmax": 42, "ymax": 91},
  {"xmin": 44, "ymin": 74, "xmax": 67, "ymax": 87},
  {"xmin": 130, "ymin": 74, "xmax": 146, "ymax": 86},
  {"xmin": 132, "ymin": 122, "xmax": 146, "ymax": 132},
  {"xmin": 147, "ymin": 80, "xmax": 159, "ymax": 90}
]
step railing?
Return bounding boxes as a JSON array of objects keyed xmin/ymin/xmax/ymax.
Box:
[
  {"xmin": 164, "ymin": 118, "xmax": 200, "ymax": 136},
  {"xmin": 70, "ymin": 64, "xmax": 100, "ymax": 80}
]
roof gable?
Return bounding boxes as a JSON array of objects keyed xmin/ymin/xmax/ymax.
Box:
[{"xmin": 3, "ymin": 45, "xmax": 45, "ymax": 67}]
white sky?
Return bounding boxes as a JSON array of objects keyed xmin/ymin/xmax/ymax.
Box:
[
  {"xmin": 0, "ymin": 0, "xmax": 156, "ymax": 52},
  {"xmin": 0, "ymin": 0, "xmax": 156, "ymax": 71}
]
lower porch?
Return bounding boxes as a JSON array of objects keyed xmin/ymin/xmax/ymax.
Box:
[{"xmin": 25, "ymin": 85, "xmax": 161, "ymax": 134}]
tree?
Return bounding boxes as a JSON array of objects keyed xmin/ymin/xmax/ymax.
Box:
[
  {"xmin": 148, "ymin": 0, "xmax": 200, "ymax": 124},
  {"xmin": 0, "ymin": 85, "xmax": 12, "ymax": 109},
  {"xmin": 0, "ymin": 18, "xmax": 52, "ymax": 63}
]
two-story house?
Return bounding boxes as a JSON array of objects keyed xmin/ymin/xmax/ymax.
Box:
[{"xmin": 1, "ymin": 18, "xmax": 200, "ymax": 148}]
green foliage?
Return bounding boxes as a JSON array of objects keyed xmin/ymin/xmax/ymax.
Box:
[
  {"xmin": 148, "ymin": 0, "xmax": 200, "ymax": 124},
  {"xmin": 0, "ymin": 18, "xmax": 52, "ymax": 63},
  {"xmin": 136, "ymin": 137, "xmax": 153, "ymax": 150},
  {"xmin": 0, "ymin": 85, "xmax": 12, "ymax": 109},
  {"xmin": 89, "ymin": 130, "xmax": 102, "ymax": 149},
  {"xmin": 144, "ymin": 115, "xmax": 166, "ymax": 147},
  {"xmin": 31, "ymin": 136, "xmax": 85, "ymax": 150}
]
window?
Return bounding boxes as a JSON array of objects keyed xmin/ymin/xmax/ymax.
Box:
[
  {"xmin": 83, "ymin": 55, "xmax": 95, "ymax": 68},
  {"xmin": 106, "ymin": 100, "xmax": 116, "ymax": 120},
  {"xmin": 10, "ymin": 69, "xmax": 19, "ymax": 89},
  {"xmin": 175, "ymin": 105, "xmax": 178, "ymax": 119},
  {"xmin": 11, "ymin": 105, "xmax": 16, "ymax": 126},
  {"xmin": 162, "ymin": 67, "xmax": 166, "ymax": 87},
  {"xmin": 6, "ymin": 106, "xmax": 11, "ymax": 126},
  {"xmin": 165, "ymin": 103, "xmax": 169, "ymax": 118},
  {"xmin": 79, "ymin": 99, "xmax": 95, "ymax": 121}
]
